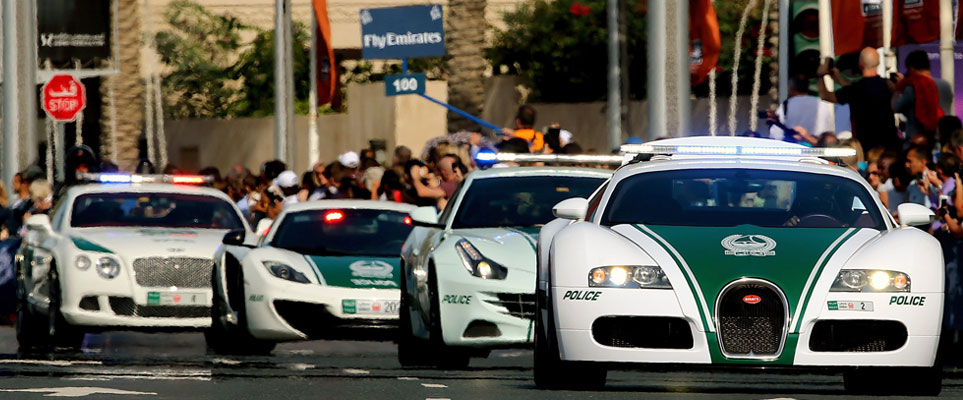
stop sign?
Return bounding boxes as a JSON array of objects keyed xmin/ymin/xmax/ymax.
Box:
[{"xmin": 42, "ymin": 74, "xmax": 86, "ymax": 122}]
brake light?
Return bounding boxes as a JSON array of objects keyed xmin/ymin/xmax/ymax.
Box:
[
  {"xmin": 324, "ymin": 211, "xmax": 344, "ymax": 223},
  {"xmin": 171, "ymin": 175, "xmax": 205, "ymax": 185},
  {"xmin": 404, "ymin": 216, "xmax": 412, "ymax": 225}
]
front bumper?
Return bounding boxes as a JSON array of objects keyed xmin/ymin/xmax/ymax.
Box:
[
  {"xmin": 61, "ymin": 289, "xmax": 212, "ymax": 329},
  {"xmin": 553, "ymin": 287, "xmax": 942, "ymax": 367},
  {"xmin": 435, "ymin": 265, "xmax": 537, "ymax": 348},
  {"xmin": 244, "ymin": 271, "xmax": 399, "ymax": 341}
]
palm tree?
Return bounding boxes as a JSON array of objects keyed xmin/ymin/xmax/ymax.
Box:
[
  {"xmin": 445, "ymin": 0, "xmax": 487, "ymax": 133},
  {"xmin": 100, "ymin": 0, "xmax": 144, "ymax": 169}
]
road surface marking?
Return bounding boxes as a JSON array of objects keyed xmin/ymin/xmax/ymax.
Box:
[
  {"xmin": 0, "ymin": 360, "xmax": 102, "ymax": 367},
  {"xmin": 397, "ymin": 377, "xmax": 419, "ymax": 380},
  {"xmin": 421, "ymin": 383, "xmax": 447, "ymax": 388},
  {"xmin": 212, "ymin": 358, "xmax": 241, "ymax": 365},
  {"xmin": 0, "ymin": 387, "xmax": 156, "ymax": 397},
  {"xmin": 343, "ymin": 368, "xmax": 369, "ymax": 375},
  {"xmin": 288, "ymin": 363, "xmax": 315, "ymax": 371}
]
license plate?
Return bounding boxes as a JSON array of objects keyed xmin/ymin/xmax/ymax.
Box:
[
  {"xmin": 342, "ymin": 299, "xmax": 399, "ymax": 315},
  {"xmin": 147, "ymin": 291, "xmax": 205, "ymax": 306},
  {"xmin": 827, "ymin": 300, "xmax": 873, "ymax": 311}
]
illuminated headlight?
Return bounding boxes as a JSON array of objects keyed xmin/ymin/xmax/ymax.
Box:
[
  {"xmin": 588, "ymin": 265, "xmax": 671, "ymax": 289},
  {"xmin": 264, "ymin": 261, "xmax": 310, "ymax": 284},
  {"xmin": 831, "ymin": 269, "xmax": 910, "ymax": 292},
  {"xmin": 454, "ymin": 239, "xmax": 508, "ymax": 279},
  {"xmin": 75, "ymin": 255, "xmax": 91, "ymax": 270},
  {"xmin": 96, "ymin": 257, "xmax": 121, "ymax": 279}
]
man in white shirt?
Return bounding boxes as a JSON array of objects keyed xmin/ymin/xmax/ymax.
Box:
[{"xmin": 769, "ymin": 75, "xmax": 850, "ymax": 141}]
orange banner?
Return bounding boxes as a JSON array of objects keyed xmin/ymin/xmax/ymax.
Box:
[
  {"xmin": 689, "ymin": 0, "xmax": 720, "ymax": 86},
  {"xmin": 313, "ymin": 0, "xmax": 339, "ymax": 107}
]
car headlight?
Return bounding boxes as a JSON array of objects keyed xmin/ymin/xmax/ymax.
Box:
[
  {"xmin": 831, "ymin": 269, "xmax": 911, "ymax": 292},
  {"xmin": 263, "ymin": 261, "xmax": 310, "ymax": 284},
  {"xmin": 454, "ymin": 239, "xmax": 508, "ymax": 280},
  {"xmin": 75, "ymin": 255, "xmax": 91, "ymax": 270},
  {"xmin": 588, "ymin": 265, "xmax": 672, "ymax": 289},
  {"xmin": 96, "ymin": 256, "xmax": 121, "ymax": 279}
]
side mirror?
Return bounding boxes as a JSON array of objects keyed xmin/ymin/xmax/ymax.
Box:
[
  {"xmin": 25, "ymin": 214, "xmax": 53, "ymax": 232},
  {"xmin": 255, "ymin": 219, "xmax": 273, "ymax": 238},
  {"xmin": 222, "ymin": 229, "xmax": 246, "ymax": 246},
  {"xmin": 897, "ymin": 203, "xmax": 935, "ymax": 227},
  {"xmin": 553, "ymin": 197, "xmax": 588, "ymax": 220},
  {"xmin": 409, "ymin": 206, "xmax": 443, "ymax": 228}
]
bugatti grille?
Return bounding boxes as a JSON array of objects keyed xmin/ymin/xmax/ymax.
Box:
[
  {"xmin": 716, "ymin": 282, "xmax": 786, "ymax": 357},
  {"xmin": 132, "ymin": 257, "xmax": 213, "ymax": 288}
]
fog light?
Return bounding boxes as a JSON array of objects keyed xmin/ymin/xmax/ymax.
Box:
[
  {"xmin": 75, "ymin": 255, "xmax": 91, "ymax": 270},
  {"xmin": 869, "ymin": 271, "xmax": 890, "ymax": 290},
  {"xmin": 609, "ymin": 266, "xmax": 629, "ymax": 286},
  {"xmin": 477, "ymin": 261, "xmax": 493, "ymax": 278}
]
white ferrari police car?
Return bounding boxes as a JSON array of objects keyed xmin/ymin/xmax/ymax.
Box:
[
  {"xmin": 400, "ymin": 167, "xmax": 611, "ymax": 368},
  {"xmin": 207, "ymin": 200, "xmax": 415, "ymax": 355},
  {"xmin": 16, "ymin": 173, "xmax": 248, "ymax": 350},
  {"xmin": 536, "ymin": 137, "xmax": 944, "ymax": 395}
]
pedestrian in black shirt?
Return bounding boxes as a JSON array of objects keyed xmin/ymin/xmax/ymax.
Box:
[{"xmin": 817, "ymin": 47, "xmax": 900, "ymax": 155}]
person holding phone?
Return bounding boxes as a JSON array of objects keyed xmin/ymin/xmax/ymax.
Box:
[{"xmin": 767, "ymin": 74, "xmax": 837, "ymax": 142}]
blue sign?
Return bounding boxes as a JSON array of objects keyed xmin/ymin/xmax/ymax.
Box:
[
  {"xmin": 385, "ymin": 73, "xmax": 426, "ymax": 97},
  {"xmin": 361, "ymin": 5, "xmax": 445, "ymax": 60}
]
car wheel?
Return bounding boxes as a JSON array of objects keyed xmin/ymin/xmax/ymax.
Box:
[
  {"xmin": 844, "ymin": 366, "xmax": 941, "ymax": 396},
  {"xmin": 46, "ymin": 266, "xmax": 84, "ymax": 350},
  {"xmin": 427, "ymin": 263, "xmax": 470, "ymax": 369},
  {"xmin": 397, "ymin": 264, "xmax": 432, "ymax": 367},
  {"xmin": 205, "ymin": 261, "xmax": 275, "ymax": 356},
  {"xmin": 15, "ymin": 261, "xmax": 46, "ymax": 352},
  {"xmin": 533, "ymin": 280, "xmax": 606, "ymax": 390}
]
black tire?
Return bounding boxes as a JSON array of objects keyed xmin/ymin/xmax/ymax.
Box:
[
  {"xmin": 205, "ymin": 260, "xmax": 275, "ymax": 356},
  {"xmin": 427, "ymin": 263, "xmax": 470, "ymax": 369},
  {"xmin": 533, "ymin": 282, "xmax": 606, "ymax": 390},
  {"xmin": 844, "ymin": 366, "xmax": 941, "ymax": 396},
  {"xmin": 46, "ymin": 266, "xmax": 84, "ymax": 350},
  {"xmin": 397, "ymin": 264, "xmax": 432, "ymax": 367},
  {"xmin": 15, "ymin": 258, "xmax": 47, "ymax": 351}
]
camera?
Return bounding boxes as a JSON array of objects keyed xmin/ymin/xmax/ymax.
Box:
[{"xmin": 939, "ymin": 194, "xmax": 957, "ymax": 219}]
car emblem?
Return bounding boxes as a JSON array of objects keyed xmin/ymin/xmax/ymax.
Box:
[
  {"xmin": 721, "ymin": 234, "xmax": 777, "ymax": 257},
  {"xmin": 167, "ymin": 248, "xmax": 185, "ymax": 253},
  {"xmin": 743, "ymin": 295, "xmax": 762, "ymax": 304},
  {"xmin": 349, "ymin": 260, "xmax": 394, "ymax": 278}
]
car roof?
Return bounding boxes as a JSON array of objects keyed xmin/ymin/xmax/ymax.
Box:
[
  {"xmin": 67, "ymin": 183, "xmax": 233, "ymax": 198},
  {"xmin": 281, "ymin": 199, "xmax": 417, "ymax": 213},
  {"xmin": 469, "ymin": 166, "xmax": 613, "ymax": 180},
  {"xmin": 613, "ymin": 157, "xmax": 866, "ymax": 183}
]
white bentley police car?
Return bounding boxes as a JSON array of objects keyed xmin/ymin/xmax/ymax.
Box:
[
  {"xmin": 207, "ymin": 200, "xmax": 415, "ymax": 355},
  {"xmin": 400, "ymin": 167, "xmax": 611, "ymax": 368},
  {"xmin": 16, "ymin": 173, "xmax": 248, "ymax": 350},
  {"xmin": 536, "ymin": 137, "xmax": 944, "ymax": 395}
]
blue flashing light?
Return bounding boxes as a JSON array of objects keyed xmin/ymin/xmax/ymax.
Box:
[
  {"xmin": 474, "ymin": 148, "xmax": 498, "ymax": 169},
  {"xmin": 98, "ymin": 174, "xmax": 133, "ymax": 183}
]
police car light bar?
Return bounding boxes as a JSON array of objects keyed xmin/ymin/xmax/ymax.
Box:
[
  {"xmin": 493, "ymin": 153, "xmax": 624, "ymax": 165},
  {"xmin": 619, "ymin": 144, "xmax": 857, "ymax": 158},
  {"xmin": 78, "ymin": 173, "xmax": 213, "ymax": 185}
]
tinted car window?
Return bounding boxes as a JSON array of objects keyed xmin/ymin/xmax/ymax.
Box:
[
  {"xmin": 601, "ymin": 169, "xmax": 884, "ymax": 229},
  {"xmin": 71, "ymin": 192, "xmax": 243, "ymax": 229},
  {"xmin": 271, "ymin": 209, "xmax": 413, "ymax": 257},
  {"xmin": 452, "ymin": 175, "xmax": 606, "ymax": 229}
]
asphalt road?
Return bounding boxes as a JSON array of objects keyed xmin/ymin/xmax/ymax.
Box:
[{"xmin": 0, "ymin": 326, "xmax": 962, "ymax": 399}]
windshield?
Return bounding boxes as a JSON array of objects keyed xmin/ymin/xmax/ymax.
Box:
[
  {"xmin": 71, "ymin": 192, "xmax": 244, "ymax": 229},
  {"xmin": 452, "ymin": 175, "xmax": 606, "ymax": 229},
  {"xmin": 601, "ymin": 169, "xmax": 885, "ymax": 230},
  {"xmin": 271, "ymin": 209, "xmax": 414, "ymax": 257}
]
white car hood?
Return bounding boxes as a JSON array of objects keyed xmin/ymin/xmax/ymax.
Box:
[{"xmin": 70, "ymin": 227, "xmax": 227, "ymax": 259}]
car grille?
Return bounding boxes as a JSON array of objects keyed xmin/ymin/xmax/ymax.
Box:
[
  {"xmin": 481, "ymin": 292, "xmax": 536, "ymax": 320},
  {"xmin": 809, "ymin": 320, "xmax": 908, "ymax": 352},
  {"xmin": 108, "ymin": 296, "xmax": 208, "ymax": 318},
  {"xmin": 592, "ymin": 316, "xmax": 693, "ymax": 349},
  {"xmin": 132, "ymin": 257, "xmax": 213, "ymax": 289},
  {"xmin": 715, "ymin": 280, "xmax": 787, "ymax": 358}
]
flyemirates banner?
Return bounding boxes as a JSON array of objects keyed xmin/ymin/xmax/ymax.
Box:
[{"xmin": 360, "ymin": 4, "xmax": 446, "ymax": 60}]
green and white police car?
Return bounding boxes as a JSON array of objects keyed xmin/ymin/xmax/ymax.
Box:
[{"xmin": 536, "ymin": 137, "xmax": 944, "ymax": 395}]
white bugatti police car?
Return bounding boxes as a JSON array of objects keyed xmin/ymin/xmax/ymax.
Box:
[
  {"xmin": 536, "ymin": 137, "xmax": 944, "ymax": 395},
  {"xmin": 400, "ymin": 167, "xmax": 611, "ymax": 368},
  {"xmin": 16, "ymin": 173, "xmax": 248, "ymax": 350},
  {"xmin": 207, "ymin": 200, "xmax": 415, "ymax": 354}
]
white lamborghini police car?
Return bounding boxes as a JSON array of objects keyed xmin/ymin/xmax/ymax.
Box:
[
  {"xmin": 400, "ymin": 167, "xmax": 611, "ymax": 368},
  {"xmin": 536, "ymin": 137, "xmax": 944, "ymax": 395},
  {"xmin": 206, "ymin": 200, "xmax": 415, "ymax": 355},
  {"xmin": 16, "ymin": 173, "xmax": 249, "ymax": 350}
]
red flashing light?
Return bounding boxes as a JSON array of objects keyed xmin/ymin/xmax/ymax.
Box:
[
  {"xmin": 404, "ymin": 216, "xmax": 413, "ymax": 225},
  {"xmin": 172, "ymin": 175, "xmax": 205, "ymax": 185},
  {"xmin": 324, "ymin": 211, "xmax": 345, "ymax": 223}
]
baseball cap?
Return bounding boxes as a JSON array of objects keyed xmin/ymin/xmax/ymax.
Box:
[
  {"xmin": 338, "ymin": 151, "xmax": 360, "ymax": 169},
  {"xmin": 275, "ymin": 170, "xmax": 299, "ymax": 188}
]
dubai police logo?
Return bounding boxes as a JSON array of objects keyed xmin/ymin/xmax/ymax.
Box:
[
  {"xmin": 721, "ymin": 234, "xmax": 777, "ymax": 257},
  {"xmin": 349, "ymin": 260, "xmax": 394, "ymax": 279}
]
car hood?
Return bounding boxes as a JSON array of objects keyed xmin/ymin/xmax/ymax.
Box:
[
  {"xmin": 301, "ymin": 254, "xmax": 401, "ymax": 290},
  {"xmin": 70, "ymin": 227, "xmax": 228, "ymax": 259},
  {"xmin": 450, "ymin": 227, "xmax": 540, "ymax": 272}
]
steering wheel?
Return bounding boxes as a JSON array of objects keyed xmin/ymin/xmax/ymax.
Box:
[{"xmin": 793, "ymin": 213, "xmax": 842, "ymax": 228}]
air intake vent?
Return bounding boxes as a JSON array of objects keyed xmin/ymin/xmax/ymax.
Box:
[
  {"xmin": 809, "ymin": 320, "xmax": 908, "ymax": 352},
  {"xmin": 592, "ymin": 316, "xmax": 693, "ymax": 349}
]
